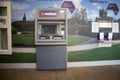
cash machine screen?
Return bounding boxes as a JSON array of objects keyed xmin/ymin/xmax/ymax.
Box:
[
  {"xmin": 39, "ymin": 24, "xmax": 64, "ymax": 40},
  {"xmin": 41, "ymin": 25, "xmax": 57, "ymax": 35}
]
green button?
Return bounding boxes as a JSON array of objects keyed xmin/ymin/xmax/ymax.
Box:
[{"xmin": 61, "ymin": 27, "xmax": 64, "ymax": 30}]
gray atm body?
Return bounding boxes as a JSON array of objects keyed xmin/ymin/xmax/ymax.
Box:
[{"xmin": 35, "ymin": 8, "xmax": 67, "ymax": 70}]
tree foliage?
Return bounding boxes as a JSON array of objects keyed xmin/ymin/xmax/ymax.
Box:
[
  {"xmin": 68, "ymin": 7, "xmax": 89, "ymax": 35},
  {"xmin": 12, "ymin": 21, "xmax": 34, "ymax": 34}
]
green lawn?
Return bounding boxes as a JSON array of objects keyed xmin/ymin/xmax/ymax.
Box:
[
  {"xmin": 68, "ymin": 44, "xmax": 120, "ymax": 62},
  {"xmin": 12, "ymin": 34, "xmax": 89, "ymax": 46},
  {"xmin": 0, "ymin": 53, "xmax": 36, "ymax": 63},
  {"xmin": 68, "ymin": 35, "xmax": 89, "ymax": 46},
  {"xmin": 0, "ymin": 44, "xmax": 120, "ymax": 63},
  {"xmin": 12, "ymin": 34, "xmax": 34, "ymax": 44}
]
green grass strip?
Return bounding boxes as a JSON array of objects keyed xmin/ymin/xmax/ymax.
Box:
[
  {"xmin": 68, "ymin": 44, "xmax": 120, "ymax": 62},
  {"xmin": 68, "ymin": 35, "xmax": 89, "ymax": 46},
  {"xmin": 0, "ymin": 53, "xmax": 36, "ymax": 63},
  {"xmin": 12, "ymin": 34, "xmax": 35, "ymax": 44},
  {"xmin": 0, "ymin": 44, "xmax": 120, "ymax": 63}
]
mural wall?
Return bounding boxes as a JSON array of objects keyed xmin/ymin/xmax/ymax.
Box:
[{"xmin": 0, "ymin": 0, "xmax": 120, "ymax": 62}]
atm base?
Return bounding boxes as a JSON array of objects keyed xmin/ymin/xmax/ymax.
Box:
[{"xmin": 36, "ymin": 45, "xmax": 67, "ymax": 70}]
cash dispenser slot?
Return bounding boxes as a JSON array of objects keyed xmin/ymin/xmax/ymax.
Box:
[
  {"xmin": 39, "ymin": 35, "xmax": 50, "ymax": 39},
  {"xmin": 53, "ymin": 35, "xmax": 63, "ymax": 39}
]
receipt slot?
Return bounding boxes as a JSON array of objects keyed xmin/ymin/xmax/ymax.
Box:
[
  {"xmin": 35, "ymin": 8, "xmax": 67, "ymax": 70},
  {"xmin": 0, "ymin": 2, "xmax": 12, "ymax": 55}
]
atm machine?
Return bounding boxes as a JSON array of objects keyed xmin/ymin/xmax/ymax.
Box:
[
  {"xmin": 35, "ymin": 8, "xmax": 67, "ymax": 70},
  {"xmin": 0, "ymin": 2, "xmax": 12, "ymax": 55}
]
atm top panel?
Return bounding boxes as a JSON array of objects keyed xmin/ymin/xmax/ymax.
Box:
[{"xmin": 36, "ymin": 8, "xmax": 67, "ymax": 20}]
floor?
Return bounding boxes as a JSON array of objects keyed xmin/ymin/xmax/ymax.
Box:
[{"xmin": 0, "ymin": 65, "xmax": 120, "ymax": 80}]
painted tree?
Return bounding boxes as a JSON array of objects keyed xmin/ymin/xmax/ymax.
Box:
[{"xmin": 68, "ymin": 7, "xmax": 89, "ymax": 35}]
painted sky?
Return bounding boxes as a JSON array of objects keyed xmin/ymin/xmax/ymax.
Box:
[{"xmin": 4, "ymin": 0, "xmax": 120, "ymax": 21}]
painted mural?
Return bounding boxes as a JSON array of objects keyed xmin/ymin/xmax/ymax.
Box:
[{"xmin": 0, "ymin": 0, "xmax": 120, "ymax": 62}]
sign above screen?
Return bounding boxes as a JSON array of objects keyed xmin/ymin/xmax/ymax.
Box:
[{"xmin": 40, "ymin": 10, "xmax": 58, "ymax": 17}]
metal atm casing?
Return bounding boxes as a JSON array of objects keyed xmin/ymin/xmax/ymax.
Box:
[{"xmin": 35, "ymin": 8, "xmax": 67, "ymax": 70}]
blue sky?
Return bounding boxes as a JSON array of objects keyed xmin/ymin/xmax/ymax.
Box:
[
  {"xmin": 7, "ymin": 0, "xmax": 120, "ymax": 21},
  {"xmin": 82, "ymin": 0, "xmax": 120, "ymax": 20}
]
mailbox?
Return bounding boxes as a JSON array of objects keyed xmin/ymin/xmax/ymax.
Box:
[
  {"xmin": 35, "ymin": 8, "xmax": 67, "ymax": 70},
  {"xmin": 0, "ymin": 2, "xmax": 12, "ymax": 55}
]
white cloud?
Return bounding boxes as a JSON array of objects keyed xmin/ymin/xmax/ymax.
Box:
[
  {"xmin": 108, "ymin": 13, "xmax": 112, "ymax": 17},
  {"xmin": 27, "ymin": 0, "xmax": 36, "ymax": 2},
  {"xmin": 12, "ymin": 13, "xmax": 23, "ymax": 21},
  {"xmin": 92, "ymin": 3, "xmax": 97, "ymax": 6},
  {"xmin": 87, "ymin": 10, "xmax": 99, "ymax": 21},
  {"xmin": 96, "ymin": 5, "xmax": 101, "ymax": 10},
  {"xmin": 53, "ymin": 4, "xmax": 59, "ymax": 8},
  {"xmin": 26, "ymin": 9, "xmax": 35, "ymax": 20},
  {"xmin": 12, "ymin": 9, "xmax": 35, "ymax": 21},
  {"xmin": 72, "ymin": 0, "xmax": 82, "ymax": 9},
  {"xmin": 12, "ymin": 2, "xmax": 30, "ymax": 11},
  {"xmin": 92, "ymin": 3, "xmax": 101, "ymax": 10},
  {"xmin": 11, "ymin": 2, "xmax": 30, "ymax": 21},
  {"xmin": 107, "ymin": 10, "xmax": 115, "ymax": 16},
  {"xmin": 12, "ymin": 10, "xmax": 24, "ymax": 21}
]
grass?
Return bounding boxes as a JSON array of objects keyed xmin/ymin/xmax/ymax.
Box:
[
  {"xmin": 12, "ymin": 34, "xmax": 34, "ymax": 44},
  {"xmin": 68, "ymin": 44, "xmax": 120, "ymax": 62},
  {"xmin": 68, "ymin": 35, "xmax": 89, "ymax": 46},
  {"xmin": 0, "ymin": 44, "xmax": 120, "ymax": 63},
  {"xmin": 12, "ymin": 34, "xmax": 89, "ymax": 46},
  {"xmin": 0, "ymin": 53, "xmax": 36, "ymax": 63}
]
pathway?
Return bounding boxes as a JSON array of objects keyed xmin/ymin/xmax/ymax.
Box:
[
  {"xmin": 0, "ymin": 60, "xmax": 120, "ymax": 69},
  {"xmin": 12, "ymin": 43, "xmax": 99, "ymax": 53},
  {"xmin": 12, "ymin": 41, "xmax": 120, "ymax": 53}
]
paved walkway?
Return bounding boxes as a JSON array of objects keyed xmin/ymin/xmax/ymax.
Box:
[
  {"xmin": 68, "ymin": 43, "xmax": 99, "ymax": 52},
  {"xmin": 80, "ymin": 38, "xmax": 97, "ymax": 45},
  {"xmin": 0, "ymin": 60, "xmax": 120, "ymax": 69},
  {"xmin": 12, "ymin": 48, "xmax": 36, "ymax": 53},
  {"xmin": 12, "ymin": 43, "xmax": 99, "ymax": 53},
  {"xmin": 12, "ymin": 37, "xmax": 120, "ymax": 53}
]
